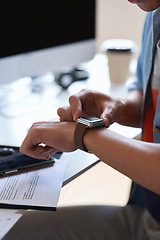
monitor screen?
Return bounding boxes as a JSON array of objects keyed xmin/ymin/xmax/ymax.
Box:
[{"xmin": 0, "ymin": 1, "xmax": 96, "ymax": 84}]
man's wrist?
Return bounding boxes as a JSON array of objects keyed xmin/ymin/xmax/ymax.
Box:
[
  {"xmin": 74, "ymin": 116, "xmax": 104, "ymax": 152},
  {"xmin": 74, "ymin": 121, "xmax": 89, "ymax": 152}
]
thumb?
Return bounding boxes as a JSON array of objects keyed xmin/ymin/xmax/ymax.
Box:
[{"xmin": 101, "ymin": 111, "xmax": 113, "ymax": 128}]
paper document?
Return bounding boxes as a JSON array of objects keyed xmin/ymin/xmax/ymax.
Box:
[
  {"xmin": 0, "ymin": 209, "xmax": 22, "ymax": 240},
  {"xmin": 0, "ymin": 159, "xmax": 66, "ymax": 210}
]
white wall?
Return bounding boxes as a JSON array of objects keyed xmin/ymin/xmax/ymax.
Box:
[{"xmin": 96, "ymin": 0, "xmax": 146, "ymax": 55}]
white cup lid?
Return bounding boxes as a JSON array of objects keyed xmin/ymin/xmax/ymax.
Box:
[{"xmin": 101, "ymin": 39, "xmax": 137, "ymax": 53}]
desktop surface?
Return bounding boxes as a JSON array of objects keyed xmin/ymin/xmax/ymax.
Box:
[{"xmin": 0, "ymin": 54, "xmax": 141, "ymax": 184}]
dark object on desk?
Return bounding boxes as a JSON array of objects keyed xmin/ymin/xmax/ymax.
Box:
[
  {"xmin": 0, "ymin": 147, "xmax": 16, "ymax": 157},
  {"xmin": 0, "ymin": 146, "xmax": 55, "ymax": 177},
  {"xmin": 55, "ymin": 67, "xmax": 89, "ymax": 89}
]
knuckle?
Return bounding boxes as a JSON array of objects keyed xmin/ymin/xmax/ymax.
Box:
[
  {"xmin": 69, "ymin": 95, "xmax": 76, "ymax": 104},
  {"xmin": 80, "ymin": 88, "xmax": 87, "ymax": 93},
  {"xmin": 30, "ymin": 122, "xmax": 43, "ymax": 130},
  {"xmin": 57, "ymin": 107, "xmax": 62, "ymax": 116},
  {"xmin": 57, "ymin": 106, "xmax": 67, "ymax": 116}
]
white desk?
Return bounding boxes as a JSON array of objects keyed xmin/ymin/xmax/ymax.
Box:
[{"xmin": 0, "ymin": 54, "xmax": 141, "ymax": 183}]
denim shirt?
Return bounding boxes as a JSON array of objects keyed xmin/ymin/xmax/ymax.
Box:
[
  {"xmin": 128, "ymin": 8, "xmax": 160, "ymax": 223},
  {"xmin": 128, "ymin": 8, "xmax": 160, "ymax": 142}
]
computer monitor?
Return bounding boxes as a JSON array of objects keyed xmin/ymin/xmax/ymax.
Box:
[{"xmin": 0, "ymin": 1, "xmax": 96, "ymax": 84}]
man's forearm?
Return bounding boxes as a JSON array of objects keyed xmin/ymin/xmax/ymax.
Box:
[
  {"xmin": 118, "ymin": 89, "xmax": 143, "ymax": 127},
  {"xmin": 84, "ymin": 126, "xmax": 160, "ymax": 194}
]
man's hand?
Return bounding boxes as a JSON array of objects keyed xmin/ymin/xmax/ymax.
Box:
[
  {"xmin": 57, "ymin": 88, "xmax": 125, "ymax": 127},
  {"xmin": 20, "ymin": 121, "xmax": 77, "ymax": 159}
]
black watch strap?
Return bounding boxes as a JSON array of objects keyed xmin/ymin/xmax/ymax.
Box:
[{"xmin": 74, "ymin": 122, "xmax": 88, "ymax": 152}]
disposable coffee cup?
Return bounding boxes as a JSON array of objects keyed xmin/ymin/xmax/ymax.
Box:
[{"xmin": 101, "ymin": 39, "xmax": 137, "ymax": 83}]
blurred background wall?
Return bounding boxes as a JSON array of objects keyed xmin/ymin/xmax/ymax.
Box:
[{"xmin": 96, "ymin": 0, "xmax": 146, "ymax": 55}]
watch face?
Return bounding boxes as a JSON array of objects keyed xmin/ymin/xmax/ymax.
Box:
[{"xmin": 77, "ymin": 116, "xmax": 104, "ymax": 128}]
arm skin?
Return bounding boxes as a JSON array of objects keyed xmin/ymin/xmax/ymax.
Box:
[
  {"xmin": 20, "ymin": 89, "xmax": 160, "ymax": 194},
  {"xmin": 83, "ymin": 127, "xmax": 160, "ymax": 195}
]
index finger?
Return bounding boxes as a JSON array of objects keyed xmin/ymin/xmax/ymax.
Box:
[{"xmin": 69, "ymin": 88, "xmax": 91, "ymax": 121}]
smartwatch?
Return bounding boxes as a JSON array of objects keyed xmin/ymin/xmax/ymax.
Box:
[{"xmin": 74, "ymin": 116, "xmax": 105, "ymax": 152}]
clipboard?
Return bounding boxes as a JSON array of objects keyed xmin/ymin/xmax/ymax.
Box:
[{"xmin": 0, "ymin": 158, "xmax": 67, "ymax": 211}]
